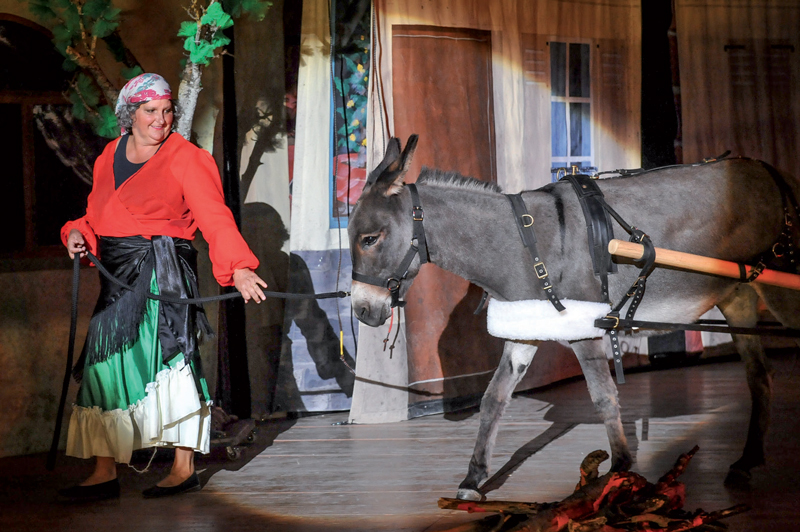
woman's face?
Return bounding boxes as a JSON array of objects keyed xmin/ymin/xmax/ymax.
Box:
[{"xmin": 131, "ymin": 99, "xmax": 174, "ymax": 144}]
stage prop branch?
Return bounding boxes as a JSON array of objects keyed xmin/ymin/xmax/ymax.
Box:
[{"xmin": 438, "ymin": 447, "xmax": 749, "ymax": 532}]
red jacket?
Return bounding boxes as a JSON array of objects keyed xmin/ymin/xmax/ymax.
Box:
[{"xmin": 61, "ymin": 133, "xmax": 259, "ymax": 286}]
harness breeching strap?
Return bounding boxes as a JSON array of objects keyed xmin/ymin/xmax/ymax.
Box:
[
  {"xmin": 740, "ymin": 161, "xmax": 800, "ymax": 281},
  {"xmin": 351, "ymin": 183, "xmax": 429, "ymax": 308},
  {"xmin": 506, "ymin": 193, "xmax": 565, "ymax": 311}
]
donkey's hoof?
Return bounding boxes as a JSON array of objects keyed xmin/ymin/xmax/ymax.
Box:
[
  {"xmin": 456, "ymin": 488, "xmax": 484, "ymax": 501},
  {"xmin": 724, "ymin": 467, "xmax": 752, "ymax": 487}
]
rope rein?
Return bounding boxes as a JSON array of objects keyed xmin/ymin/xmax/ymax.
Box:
[{"xmin": 84, "ymin": 251, "xmax": 350, "ymax": 303}]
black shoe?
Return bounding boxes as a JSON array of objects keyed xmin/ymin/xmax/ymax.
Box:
[
  {"xmin": 142, "ymin": 472, "xmax": 201, "ymax": 499},
  {"xmin": 57, "ymin": 478, "xmax": 120, "ymax": 501}
]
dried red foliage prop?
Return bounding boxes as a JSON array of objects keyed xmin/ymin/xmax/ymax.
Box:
[{"xmin": 439, "ymin": 446, "xmax": 748, "ymax": 532}]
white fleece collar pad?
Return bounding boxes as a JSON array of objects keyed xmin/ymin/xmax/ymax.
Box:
[{"xmin": 486, "ymin": 298, "xmax": 611, "ymax": 341}]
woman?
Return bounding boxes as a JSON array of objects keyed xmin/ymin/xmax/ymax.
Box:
[{"xmin": 59, "ymin": 73, "xmax": 267, "ymax": 500}]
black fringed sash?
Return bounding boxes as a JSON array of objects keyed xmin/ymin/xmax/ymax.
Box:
[{"xmin": 73, "ymin": 235, "xmax": 213, "ymax": 380}]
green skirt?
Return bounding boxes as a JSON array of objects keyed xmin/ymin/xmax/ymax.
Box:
[{"xmin": 66, "ymin": 274, "xmax": 212, "ymax": 464}]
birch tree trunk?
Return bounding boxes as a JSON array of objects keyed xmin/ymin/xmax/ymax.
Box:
[{"xmin": 176, "ymin": 60, "xmax": 205, "ymax": 140}]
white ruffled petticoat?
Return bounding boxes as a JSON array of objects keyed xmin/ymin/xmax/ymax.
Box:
[{"xmin": 65, "ymin": 360, "xmax": 212, "ymax": 464}]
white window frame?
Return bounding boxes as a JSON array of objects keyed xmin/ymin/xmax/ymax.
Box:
[{"xmin": 549, "ymin": 38, "xmax": 595, "ymax": 181}]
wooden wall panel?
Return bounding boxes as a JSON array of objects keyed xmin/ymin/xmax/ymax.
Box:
[
  {"xmin": 520, "ymin": 33, "xmax": 552, "ymax": 190},
  {"xmin": 676, "ymin": 1, "xmax": 800, "ymax": 172},
  {"xmin": 594, "ymin": 37, "xmax": 640, "ymax": 172}
]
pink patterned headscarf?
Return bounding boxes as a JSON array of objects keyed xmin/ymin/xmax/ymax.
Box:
[{"xmin": 115, "ymin": 73, "xmax": 172, "ymax": 116}]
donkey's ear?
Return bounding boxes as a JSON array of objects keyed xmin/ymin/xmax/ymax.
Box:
[
  {"xmin": 383, "ymin": 134, "xmax": 419, "ymax": 196},
  {"xmin": 366, "ymin": 137, "xmax": 402, "ymax": 187}
]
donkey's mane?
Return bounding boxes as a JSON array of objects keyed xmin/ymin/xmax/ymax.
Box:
[{"xmin": 417, "ymin": 167, "xmax": 503, "ymax": 195}]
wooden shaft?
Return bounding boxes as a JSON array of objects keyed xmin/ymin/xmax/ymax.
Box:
[{"xmin": 608, "ymin": 239, "xmax": 800, "ymax": 291}]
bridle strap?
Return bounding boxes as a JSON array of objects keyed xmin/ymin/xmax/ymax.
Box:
[
  {"xmin": 352, "ymin": 241, "xmax": 420, "ymax": 308},
  {"xmin": 351, "ymin": 183, "xmax": 430, "ymax": 308},
  {"xmin": 408, "ymin": 184, "xmax": 430, "ymax": 264}
]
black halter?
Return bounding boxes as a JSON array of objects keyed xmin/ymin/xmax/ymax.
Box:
[{"xmin": 352, "ymin": 184, "xmax": 430, "ymax": 308}]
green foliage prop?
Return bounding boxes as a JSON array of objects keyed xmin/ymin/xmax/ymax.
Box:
[{"xmin": 21, "ymin": 0, "xmax": 271, "ymax": 138}]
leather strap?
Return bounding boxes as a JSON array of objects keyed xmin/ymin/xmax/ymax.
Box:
[
  {"xmin": 602, "ymin": 229, "xmax": 656, "ymax": 384},
  {"xmin": 47, "ymin": 255, "xmax": 81, "ymax": 471},
  {"xmin": 561, "ymin": 174, "xmax": 617, "ymax": 303},
  {"xmin": 595, "ymin": 317, "xmax": 800, "ymax": 338},
  {"xmin": 506, "ymin": 193, "xmax": 565, "ymax": 311},
  {"xmin": 408, "ymin": 184, "xmax": 430, "ymax": 265}
]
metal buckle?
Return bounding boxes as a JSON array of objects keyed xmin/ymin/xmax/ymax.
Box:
[
  {"xmin": 521, "ymin": 214, "xmax": 534, "ymax": 227},
  {"xmin": 604, "ymin": 315, "xmax": 620, "ymax": 329},
  {"xmin": 534, "ymin": 262, "xmax": 548, "ymax": 279},
  {"xmin": 412, "ymin": 207, "xmax": 424, "ymax": 221},
  {"xmin": 386, "ymin": 278, "xmax": 401, "ymax": 291},
  {"xmin": 773, "ymin": 242, "xmax": 785, "ymax": 257},
  {"xmin": 626, "ymin": 279, "xmax": 639, "ymax": 297}
]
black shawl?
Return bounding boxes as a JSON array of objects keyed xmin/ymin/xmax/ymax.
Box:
[{"xmin": 73, "ymin": 235, "xmax": 214, "ymax": 380}]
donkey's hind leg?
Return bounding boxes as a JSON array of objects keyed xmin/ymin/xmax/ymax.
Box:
[
  {"xmin": 457, "ymin": 340, "xmax": 537, "ymax": 501},
  {"xmin": 717, "ymin": 284, "xmax": 772, "ymax": 484},
  {"xmin": 571, "ymin": 338, "xmax": 632, "ymax": 471}
]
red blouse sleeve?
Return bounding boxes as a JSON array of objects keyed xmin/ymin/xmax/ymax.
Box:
[{"xmin": 178, "ymin": 146, "xmax": 259, "ymax": 286}]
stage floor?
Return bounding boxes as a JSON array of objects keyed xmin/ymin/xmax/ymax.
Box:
[{"xmin": 2, "ymin": 351, "xmax": 799, "ymax": 531}]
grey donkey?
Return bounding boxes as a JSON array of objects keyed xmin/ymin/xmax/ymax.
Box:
[{"xmin": 348, "ymin": 135, "xmax": 795, "ymax": 501}]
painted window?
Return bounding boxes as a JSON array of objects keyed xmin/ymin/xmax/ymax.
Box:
[{"xmin": 550, "ymin": 41, "xmax": 594, "ymax": 181}]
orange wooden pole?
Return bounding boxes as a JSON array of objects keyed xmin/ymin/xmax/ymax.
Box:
[{"xmin": 608, "ymin": 239, "xmax": 800, "ymax": 291}]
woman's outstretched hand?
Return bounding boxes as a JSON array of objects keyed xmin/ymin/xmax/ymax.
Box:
[
  {"xmin": 66, "ymin": 229, "xmax": 87, "ymax": 259},
  {"xmin": 233, "ymin": 268, "xmax": 268, "ymax": 303}
]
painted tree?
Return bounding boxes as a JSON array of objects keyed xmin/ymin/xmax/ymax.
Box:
[{"xmin": 21, "ymin": 0, "xmax": 272, "ymax": 140}]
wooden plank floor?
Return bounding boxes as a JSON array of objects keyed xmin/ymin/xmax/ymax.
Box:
[{"xmin": 2, "ymin": 351, "xmax": 799, "ymax": 531}]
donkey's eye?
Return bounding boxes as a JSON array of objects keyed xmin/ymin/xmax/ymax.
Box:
[{"xmin": 361, "ymin": 235, "xmax": 379, "ymax": 248}]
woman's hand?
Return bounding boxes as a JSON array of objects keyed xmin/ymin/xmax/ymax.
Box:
[
  {"xmin": 233, "ymin": 268, "xmax": 268, "ymax": 303},
  {"xmin": 66, "ymin": 229, "xmax": 87, "ymax": 259}
]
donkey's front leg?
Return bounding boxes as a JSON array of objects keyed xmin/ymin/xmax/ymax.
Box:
[
  {"xmin": 457, "ymin": 340, "xmax": 537, "ymax": 501},
  {"xmin": 571, "ymin": 338, "xmax": 632, "ymax": 471}
]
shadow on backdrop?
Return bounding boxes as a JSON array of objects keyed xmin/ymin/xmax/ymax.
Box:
[{"xmin": 241, "ymin": 203, "xmax": 355, "ymax": 417}]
